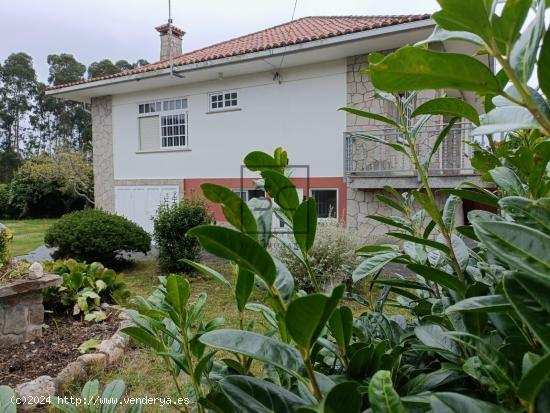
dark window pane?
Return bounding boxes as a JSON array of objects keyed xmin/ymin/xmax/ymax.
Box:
[
  {"xmin": 312, "ymin": 190, "xmax": 337, "ymax": 218},
  {"xmin": 231, "ymin": 92, "xmax": 237, "ymax": 99},
  {"xmin": 231, "ymin": 99, "xmax": 237, "ymax": 106},
  {"xmin": 248, "ymin": 189, "xmax": 265, "ymax": 200}
]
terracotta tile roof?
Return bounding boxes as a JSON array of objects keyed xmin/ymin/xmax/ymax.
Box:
[{"xmin": 47, "ymin": 15, "xmax": 431, "ymax": 91}]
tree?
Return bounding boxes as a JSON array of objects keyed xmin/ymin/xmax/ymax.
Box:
[
  {"xmin": 87, "ymin": 59, "xmax": 119, "ymax": 79},
  {"xmin": 88, "ymin": 58, "xmax": 150, "ymax": 79},
  {"xmin": 0, "ymin": 52, "xmax": 37, "ymax": 152},
  {"xmin": 47, "ymin": 53, "xmax": 86, "ymax": 86}
]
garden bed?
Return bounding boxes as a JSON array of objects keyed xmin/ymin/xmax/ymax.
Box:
[{"xmin": 0, "ymin": 313, "xmax": 118, "ymax": 387}]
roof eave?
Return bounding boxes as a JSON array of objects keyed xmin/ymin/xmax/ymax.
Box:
[{"xmin": 46, "ymin": 18, "xmax": 435, "ymax": 98}]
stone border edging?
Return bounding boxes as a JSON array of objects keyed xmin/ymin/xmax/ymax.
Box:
[{"xmin": 13, "ymin": 312, "xmax": 134, "ymax": 412}]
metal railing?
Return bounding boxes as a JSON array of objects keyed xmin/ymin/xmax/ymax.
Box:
[{"xmin": 344, "ymin": 122, "xmax": 483, "ymax": 178}]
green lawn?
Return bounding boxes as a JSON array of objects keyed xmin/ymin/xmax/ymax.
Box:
[{"xmin": 2, "ymin": 218, "xmax": 57, "ymax": 256}]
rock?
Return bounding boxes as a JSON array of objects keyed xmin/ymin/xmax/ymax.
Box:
[
  {"xmin": 28, "ymin": 262, "xmax": 43, "ymax": 280},
  {"xmin": 55, "ymin": 361, "xmax": 87, "ymax": 392},
  {"xmin": 98, "ymin": 338, "xmax": 124, "ymax": 364},
  {"xmin": 15, "ymin": 376, "xmax": 56, "ymax": 412},
  {"xmin": 77, "ymin": 352, "xmax": 107, "ymax": 369}
]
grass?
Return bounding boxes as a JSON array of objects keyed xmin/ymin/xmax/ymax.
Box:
[
  {"xmin": 72, "ymin": 259, "xmax": 406, "ymax": 411},
  {"xmin": 2, "ymin": 218, "xmax": 57, "ymax": 256}
]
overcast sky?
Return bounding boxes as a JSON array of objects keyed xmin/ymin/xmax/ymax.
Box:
[{"xmin": 0, "ymin": 0, "xmax": 439, "ymax": 83}]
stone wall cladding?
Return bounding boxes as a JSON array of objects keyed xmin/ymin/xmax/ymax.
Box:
[
  {"xmin": 0, "ymin": 291, "xmax": 44, "ymax": 347},
  {"xmin": 91, "ymin": 96, "xmax": 115, "ymax": 212},
  {"xmin": 345, "ymin": 53, "xmax": 465, "ymax": 238}
]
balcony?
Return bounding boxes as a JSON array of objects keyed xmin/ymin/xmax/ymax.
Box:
[{"xmin": 344, "ymin": 122, "xmax": 484, "ymax": 189}]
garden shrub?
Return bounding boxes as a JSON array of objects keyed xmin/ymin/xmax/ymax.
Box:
[
  {"xmin": 0, "ymin": 223, "xmax": 12, "ymax": 268},
  {"xmin": 45, "ymin": 209, "xmax": 151, "ymax": 264},
  {"xmin": 44, "ymin": 259, "xmax": 130, "ymax": 321},
  {"xmin": 274, "ymin": 219, "xmax": 362, "ymax": 291},
  {"xmin": 8, "ymin": 151, "xmax": 92, "ymax": 218},
  {"xmin": 0, "ymin": 184, "xmax": 9, "ymax": 218},
  {"xmin": 152, "ymin": 196, "xmax": 212, "ymax": 273}
]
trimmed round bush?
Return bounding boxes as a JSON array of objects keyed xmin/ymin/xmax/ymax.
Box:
[
  {"xmin": 45, "ymin": 209, "xmax": 151, "ymax": 264},
  {"xmin": 153, "ymin": 197, "xmax": 212, "ymax": 273}
]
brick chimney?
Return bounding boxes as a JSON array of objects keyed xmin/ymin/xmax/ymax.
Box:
[{"xmin": 155, "ymin": 23, "xmax": 185, "ymax": 61}]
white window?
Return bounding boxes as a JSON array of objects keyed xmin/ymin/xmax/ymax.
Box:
[
  {"xmin": 209, "ymin": 91, "xmax": 238, "ymax": 111},
  {"xmin": 311, "ymin": 189, "xmax": 337, "ymax": 219},
  {"xmin": 138, "ymin": 97, "xmax": 188, "ymax": 150}
]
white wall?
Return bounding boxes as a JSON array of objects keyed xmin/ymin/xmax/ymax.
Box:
[{"xmin": 111, "ymin": 59, "xmax": 346, "ymax": 180}]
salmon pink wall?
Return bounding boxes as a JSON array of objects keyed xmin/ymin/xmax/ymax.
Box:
[{"xmin": 184, "ymin": 177, "xmax": 346, "ymax": 223}]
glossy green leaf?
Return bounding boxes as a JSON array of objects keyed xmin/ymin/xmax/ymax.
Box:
[
  {"xmin": 408, "ymin": 264, "xmax": 465, "ymax": 296},
  {"xmin": 273, "ymin": 257, "xmax": 295, "ymax": 302},
  {"xmin": 200, "ymin": 329, "xmax": 305, "ymax": 378},
  {"xmin": 0, "ymin": 386, "xmax": 16, "ymax": 413},
  {"xmin": 261, "ymin": 170, "xmax": 300, "ymax": 218},
  {"xmin": 235, "ymin": 268, "xmax": 255, "ymax": 312},
  {"xmin": 442, "ymin": 194, "xmax": 461, "ymax": 231},
  {"xmin": 368, "ymin": 370, "xmax": 406, "ymax": 413},
  {"xmin": 430, "ymin": 392, "xmax": 513, "ymax": 413},
  {"xmin": 499, "ymin": 196, "xmax": 550, "ymax": 235},
  {"xmin": 510, "ymin": 0, "xmax": 546, "ymax": 82},
  {"xmin": 248, "ymin": 197, "xmax": 273, "ymax": 247},
  {"xmin": 165, "ymin": 275, "xmax": 190, "ymax": 315},
  {"xmin": 121, "ymin": 326, "xmax": 164, "ymax": 352},
  {"xmin": 369, "ymin": 47, "xmax": 500, "ymax": 94},
  {"xmin": 99, "ymin": 380, "xmax": 126, "ymax": 413},
  {"xmin": 412, "ymin": 97, "xmax": 480, "ymax": 125},
  {"xmin": 389, "ymin": 232, "xmax": 450, "ymax": 254},
  {"xmin": 201, "ymin": 183, "xmax": 258, "ymax": 236},
  {"xmin": 328, "ymin": 306, "xmax": 353, "ymax": 350},
  {"xmin": 442, "ymin": 188, "xmax": 499, "ymax": 208},
  {"xmin": 356, "ymin": 244, "xmax": 399, "ymax": 255},
  {"xmin": 472, "ymin": 221, "xmax": 550, "ymax": 280},
  {"xmin": 492, "ymin": 0, "xmax": 532, "ymax": 48},
  {"xmin": 188, "ymin": 225, "xmax": 276, "ymax": 286},
  {"xmin": 293, "ymin": 198, "xmax": 317, "ymax": 254},
  {"xmin": 504, "ymin": 273, "xmax": 550, "ymax": 351},
  {"xmin": 244, "ymin": 151, "xmax": 281, "ymax": 172},
  {"xmin": 372, "ymin": 277, "xmax": 432, "ymax": 291},
  {"xmin": 447, "ymin": 332, "xmax": 516, "ymax": 389},
  {"xmin": 412, "ymin": 190, "xmax": 444, "ymax": 229},
  {"xmin": 432, "ymin": 0, "xmax": 492, "ymax": 40},
  {"xmin": 323, "ymin": 382, "xmax": 362, "ymax": 413},
  {"xmin": 474, "ymin": 104, "xmax": 540, "ymax": 135},
  {"xmin": 376, "ymin": 195, "xmax": 407, "ymax": 214},
  {"xmin": 446, "ymin": 295, "xmax": 511, "ymax": 314},
  {"xmin": 539, "ymin": 28, "xmax": 550, "ymax": 100},
  {"xmin": 352, "ymin": 251, "xmax": 404, "ymax": 283},
  {"xmin": 285, "ymin": 285, "xmax": 344, "ymax": 350},
  {"xmin": 180, "ymin": 259, "xmax": 231, "ymax": 288},
  {"xmin": 417, "ymin": 26, "xmax": 485, "ymax": 47},
  {"xmin": 367, "ymin": 215, "xmax": 415, "ymax": 234},
  {"xmin": 340, "ymin": 107, "xmax": 400, "ymax": 128},
  {"xmin": 518, "ymin": 352, "xmax": 550, "ymax": 403},
  {"xmin": 219, "ymin": 375, "xmax": 307, "ymax": 413},
  {"xmin": 489, "ymin": 167, "xmax": 527, "ymax": 197},
  {"xmin": 414, "ymin": 324, "xmax": 461, "ymax": 360}
]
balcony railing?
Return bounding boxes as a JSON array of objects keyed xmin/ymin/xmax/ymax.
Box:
[{"xmin": 344, "ymin": 122, "xmax": 483, "ymax": 178}]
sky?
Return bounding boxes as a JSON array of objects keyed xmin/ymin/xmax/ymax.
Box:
[{"xmin": 0, "ymin": 0, "xmax": 439, "ymax": 83}]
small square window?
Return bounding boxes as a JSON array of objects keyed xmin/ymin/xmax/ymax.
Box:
[{"xmin": 312, "ymin": 190, "xmax": 337, "ymax": 218}]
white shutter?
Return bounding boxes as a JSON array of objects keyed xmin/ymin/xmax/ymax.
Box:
[{"xmin": 139, "ymin": 116, "xmax": 160, "ymax": 151}]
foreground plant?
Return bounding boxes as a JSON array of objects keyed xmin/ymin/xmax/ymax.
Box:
[{"xmin": 119, "ymin": 1, "xmax": 550, "ymax": 411}]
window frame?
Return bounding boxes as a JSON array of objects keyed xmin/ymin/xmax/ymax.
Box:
[
  {"xmin": 137, "ymin": 97, "xmax": 189, "ymax": 150},
  {"xmin": 310, "ymin": 188, "xmax": 339, "ymax": 219},
  {"xmin": 208, "ymin": 90, "xmax": 239, "ymax": 112}
]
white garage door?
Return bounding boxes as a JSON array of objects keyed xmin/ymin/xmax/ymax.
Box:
[{"xmin": 115, "ymin": 185, "xmax": 179, "ymax": 233}]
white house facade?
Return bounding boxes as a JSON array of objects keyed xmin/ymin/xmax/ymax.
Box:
[{"xmin": 47, "ymin": 15, "xmax": 488, "ymax": 236}]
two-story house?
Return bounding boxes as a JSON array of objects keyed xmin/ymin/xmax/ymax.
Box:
[{"xmin": 47, "ymin": 15, "xmax": 489, "ymax": 237}]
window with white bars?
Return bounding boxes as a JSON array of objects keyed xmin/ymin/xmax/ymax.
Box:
[
  {"xmin": 138, "ymin": 97, "xmax": 188, "ymax": 150},
  {"xmin": 209, "ymin": 91, "xmax": 238, "ymax": 111},
  {"xmin": 161, "ymin": 113, "xmax": 187, "ymax": 148}
]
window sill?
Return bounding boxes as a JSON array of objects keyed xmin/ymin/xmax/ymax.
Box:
[
  {"xmin": 206, "ymin": 108, "xmax": 242, "ymax": 115},
  {"xmin": 135, "ymin": 148, "xmax": 191, "ymax": 154}
]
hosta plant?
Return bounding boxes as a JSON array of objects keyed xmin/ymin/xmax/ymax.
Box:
[{"xmin": 44, "ymin": 259, "xmax": 130, "ymax": 322}]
